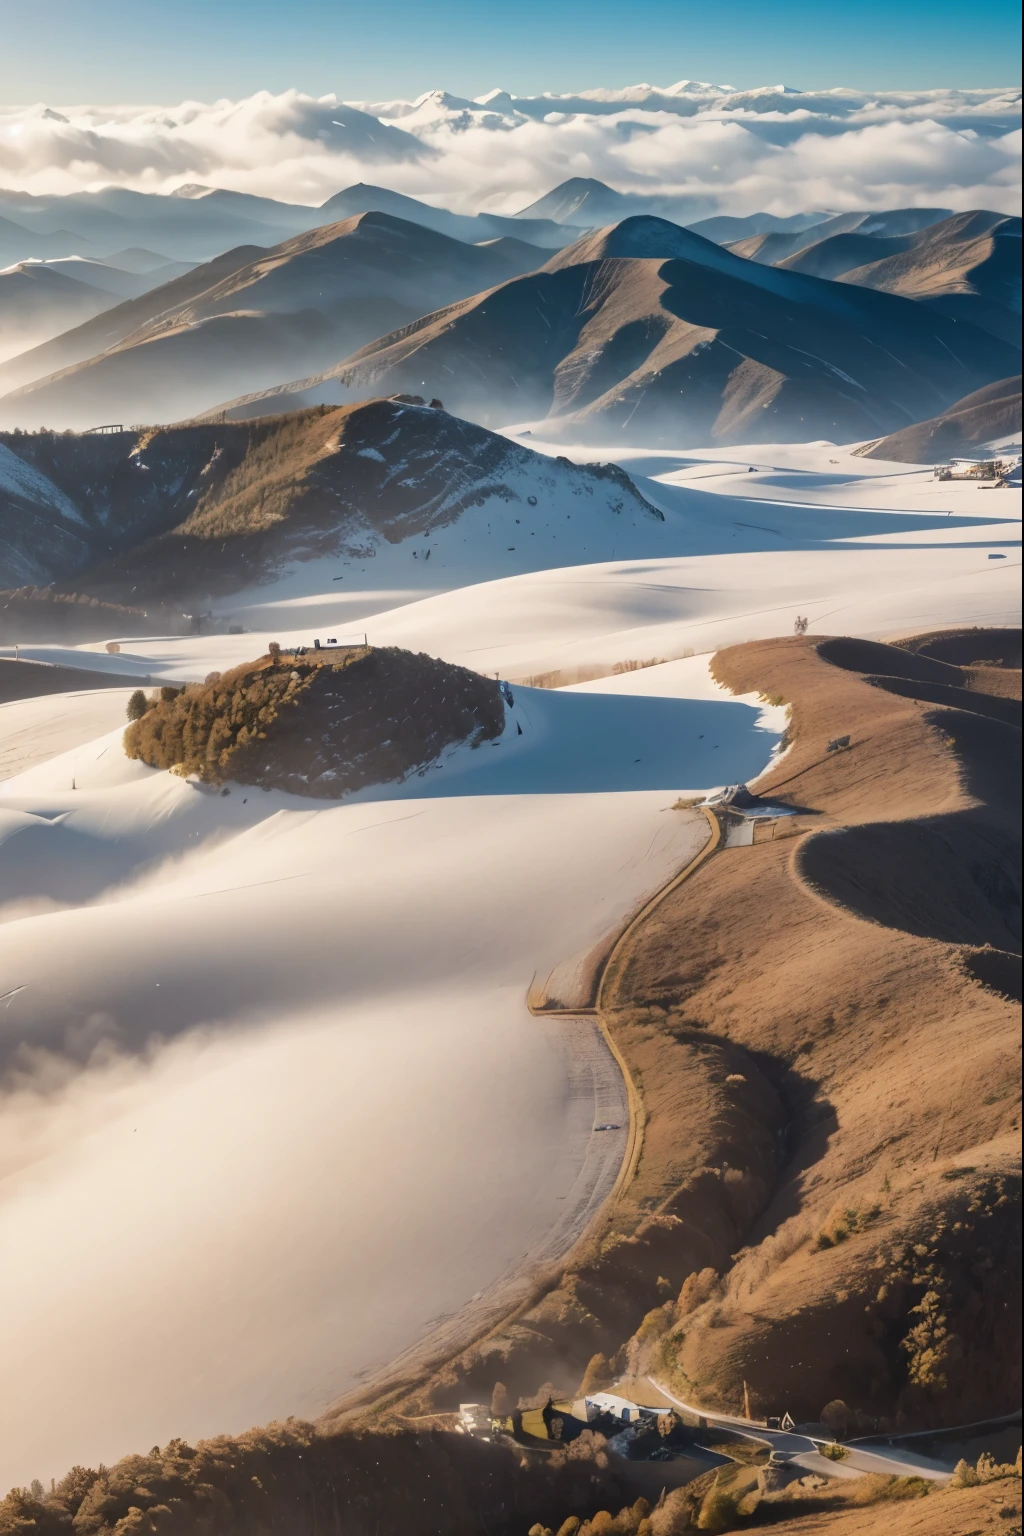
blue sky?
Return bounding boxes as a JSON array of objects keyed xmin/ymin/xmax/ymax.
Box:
[{"xmin": 1, "ymin": 0, "xmax": 1020, "ymax": 102}]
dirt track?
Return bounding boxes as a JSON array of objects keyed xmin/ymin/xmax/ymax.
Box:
[
  {"xmin": 605, "ymin": 630, "xmax": 1021, "ymax": 1424},
  {"xmin": 408, "ymin": 629, "xmax": 1020, "ymax": 1433}
]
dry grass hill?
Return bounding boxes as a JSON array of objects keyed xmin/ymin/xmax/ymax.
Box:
[
  {"xmin": 862, "ymin": 376, "xmax": 1021, "ymax": 463},
  {"xmin": 211, "ymin": 216, "xmax": 1020, "ymax": 445},
  {"xmin": 393, "ymin": 628, "xmax": 1019, "ymax": 1436},
  {"xmin": 3, "ymin": 615, "xmax": 1020, "ymax": 1536},
  {"xmin": 0, "ymin": 213, "xmax": 545, "ymax": 428},
  {"xmin": 0, "ymin": 398, "xmax": 660, "ymax": 595}
]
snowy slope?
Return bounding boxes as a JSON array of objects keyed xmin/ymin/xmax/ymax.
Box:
[
  {"xmin": 7, "ymin": 440, "xmax": 1017, "ymax": 684},
  {"xmin": 0, "ymin": 655, "xmax": 779, "ymax": 1483}
]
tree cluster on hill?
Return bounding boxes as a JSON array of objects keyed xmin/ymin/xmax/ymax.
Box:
[
  {"xmin": 123, "ymin": 645, "xmax": 505, "ymax": 796},
  {"xmin": 0, "ymin": 1419, "xmax": 631, "ymax": 1536}
]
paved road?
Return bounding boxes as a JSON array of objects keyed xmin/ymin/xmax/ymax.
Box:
[{"xmin": 647, "ymin": 1378, "xmax": 952, "ymax": 1484}]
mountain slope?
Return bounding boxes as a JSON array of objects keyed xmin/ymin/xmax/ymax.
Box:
[
  {"xmin": 0, "ymin": 244, "xmax": 265, "ymax": 394},
  {"xmin": 0, "ymin": 214, "xmax": 545, "ymax": 428},
  {"xmin": 738, "ymin": 211, "xmax": 1022, "ymax": 345},
  {"xmin": 728, "ymin": 207, "xmax": 953, "ymax": 265},
  {"xmin": 207, "ymin": 215, "xmax": 1021, "ymax": 447},
  {"xmin": 317, "ymin": 182, "xmax": 572, "ymax": 248},
  {"xmin": 0, "ymin": 397, "xmax": 664, "ymax": 599},
  {"xmin": 826, "ymin": 211, "xmax": 1022, "ymax": 344},
  {"xmin": 0, "ymin": 263, "xmax": 118, "ymax": 363},
  {"xmin": 861, "ymin": 374, "xmax": 1022, "ymax": 462}
]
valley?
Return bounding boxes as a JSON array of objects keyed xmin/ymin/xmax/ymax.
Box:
[{"xmin": 0, "ymin": 71, "xmax": 1020, "ymax": 1535}]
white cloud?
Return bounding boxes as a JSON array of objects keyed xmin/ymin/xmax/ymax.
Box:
[{"xmin": 0, "ymin": 83, "xmax": 1018, "ymax": 216}]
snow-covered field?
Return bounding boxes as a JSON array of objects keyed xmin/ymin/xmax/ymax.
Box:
[
  {"xmin": 4, "ymin": 443, "xmax": 1017, "ymax": 686},
  {"xmin": 0, "ymin": 437, "xmax": 1018, "ymax": 1486}
]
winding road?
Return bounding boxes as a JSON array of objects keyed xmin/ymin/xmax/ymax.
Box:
[{"xmin": 647, "ymin": 1379, "xmax": 954, "ymax": 1484}]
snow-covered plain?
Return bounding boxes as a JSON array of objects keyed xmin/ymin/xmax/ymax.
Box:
[{"xmin": 0, "ymin": 438, "xmax": 1018, "ymax": 1486}]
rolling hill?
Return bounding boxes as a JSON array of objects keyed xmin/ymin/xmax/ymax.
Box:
[
  {"xmin": 0, "ymin": 214, "xmax": 546, "ymax": 428},
  {"xmin": 0, "ymin": 256, "xmax": 195, "ymax": 365},
  {"xmin": 0, "ymin": 243, "xmax": 266, "ymax": 394},
  {"xmin": 206, "ymin": 215, "xmax": 1021, "ymax": 447},
  {"xmin": 123, "ymin": 644, "xmax": 505, "ymax": 795},
  {"xmin": 861, "ymin": 374, "xmax": 1022, "ymax": 462}
]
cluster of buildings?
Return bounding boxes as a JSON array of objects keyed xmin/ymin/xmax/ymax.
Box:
[{"xmin": 933, "ymin": 455, "xmax": 1021, "ymax": 483}]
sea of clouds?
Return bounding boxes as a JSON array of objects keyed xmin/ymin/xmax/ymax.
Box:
[{"xmin": 0, "ymin": 81, "xmax": 1020, "ymax": 214}]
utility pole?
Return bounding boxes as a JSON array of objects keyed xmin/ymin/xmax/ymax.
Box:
[{"xmin": 743, "ymin": 1380, "xmax": 751, "ymax": 1421}]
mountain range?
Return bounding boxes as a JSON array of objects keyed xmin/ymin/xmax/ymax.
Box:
[
  {"xmin": 0, "ymin": 213, "xmax": 545, "ymax": 423},
  {"xmin": 0, "ymin": 254, "xmax": 194, "ymax": 364},
  {"xmin": 732, "ymin": 209, "xmax": 1022, "ymax": 343},
  {"xmin": 202, "ymin": 215, "xmax": 1020, "ymax": 447},
  {"xmin": 0, "ymin": 184, "xmax": 1019, "ymax": 449},
  {"xmin": 0, "ymin": 181, "xmax": 577, "ymax": 269}
]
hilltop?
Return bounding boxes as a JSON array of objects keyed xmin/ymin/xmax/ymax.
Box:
[{"xmin": 123, "ymin": 644, "xmax": 504, "ymax": 796}]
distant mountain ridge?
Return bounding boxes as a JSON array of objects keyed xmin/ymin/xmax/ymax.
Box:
[
  {"xmin": 202, "ymin": 214, "xmax": 1020, "ymax": 448},
  {"xmin": 739, "ymin": 210, "xmax": 1023, "ymax": 345},
  {"xmin": 0, "ymin": 180, "xmax": 577, "ymax": 268},
  {"xmin": 0, "ymin": 212, "xmax": 547, "ymax": 428}
]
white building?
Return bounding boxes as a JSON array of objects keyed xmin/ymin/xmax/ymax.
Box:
[
  {"xmin": 582, "ymin": 1391, "xmax": 670, "ymax": 1424},
  {"xmin": 457, "ymin": 1403, "xmax": 493, "ymax": 1437}
]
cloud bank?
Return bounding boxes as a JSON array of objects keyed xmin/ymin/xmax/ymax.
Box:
[{"xmin": 0, "ymin": 81, "xmax": 1019, "ymax": 215}]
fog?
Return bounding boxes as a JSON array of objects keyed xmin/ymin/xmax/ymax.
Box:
[{"xmin": 0, "ymin": 993, "xmax": 622, "ymax": 1486}]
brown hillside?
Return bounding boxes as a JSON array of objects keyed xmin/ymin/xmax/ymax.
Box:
[
  {"xmin": 123, "ymin": 645, "xmax": 504, "ymax": 796},
  {"xmin": 771, "ymin": 211, "xmax": 1022, "ymax": 345},
  {"xmin": 397, "ymin": 628, "xmax": 1020, "ymax": 1434},
  {"xmin": 860, "ymin": 376, "xmax": 1021, "ymax": 463},
  {"xmin": 0, "ymin": 243, "xmax": 263, "ymax": 394},
  {"xmin": 832, "ymin": 212, "xmax": 1022, "ymax": 344}
]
